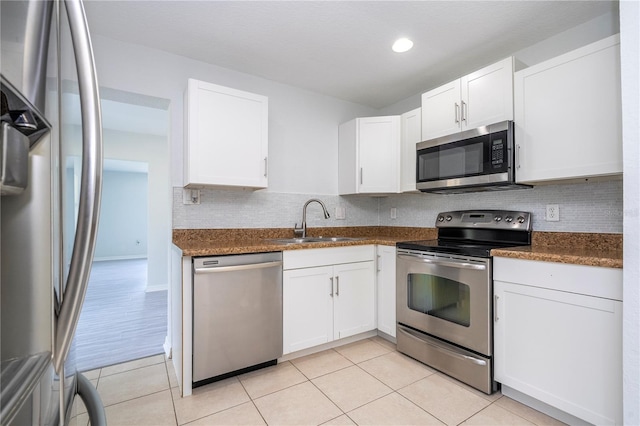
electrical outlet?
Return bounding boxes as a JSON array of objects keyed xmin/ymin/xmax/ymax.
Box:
[
  {"xmin": 335, "ymin": 206, "xmax": 346, "ymax": 220},
  {"xmin": 545, "ymin": 204, "xmax": 559, "ymax": 222},
  {"xmin": 183, "ymin": 188, "xmax": 201, "ymax": 205},
  {"xmin": 390, "ymin": 207, "xmax": 397, "ymax": 219}
]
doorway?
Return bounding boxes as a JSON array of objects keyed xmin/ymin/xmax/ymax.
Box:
[{"xmin": 68, "ymin": 89, "xmax": 171, "ymax": 372}]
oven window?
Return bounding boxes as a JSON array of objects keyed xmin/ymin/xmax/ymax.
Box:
[{"xmin": 407, "ymin": 273, "xmax": 470, "ymax": 327}]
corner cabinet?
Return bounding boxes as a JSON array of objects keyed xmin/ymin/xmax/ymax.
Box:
[
  {"xmin": 421, "ymin": 57, "xmax": 514, "ymax": 140},
  {"xmin": 514, "ymin": 35, "xmax": 622, "ymax": 184},
  {"xmin": 400, "ymin": 108, "xmax": 421, "ymax": 193},
  {"xmin": 493, "ymin": 257, "xmax": 622, "ymax": 425},
  {"xmin": 338, "ymin": 116, "xmax": 401, "ymax": 195},
  {"xmin": 184, "ymin": 79, "xmax": 269, "ymax": 189},
  {"xmin": 283, "ymin": 246, "xmax": 376, "ymax": 355}
]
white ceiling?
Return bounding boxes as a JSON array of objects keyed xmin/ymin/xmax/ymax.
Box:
[{"xmin": 83, "ymin": 0, "xmax": 618, "ymax": 109}]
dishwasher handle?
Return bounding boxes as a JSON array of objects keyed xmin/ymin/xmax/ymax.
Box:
[{"xmin": 194, "ymin": 260, "xmax": 282, "ymax": 274}]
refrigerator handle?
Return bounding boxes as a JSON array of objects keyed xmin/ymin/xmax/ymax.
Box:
[{"xmin": 53, "ymin": 0, "xmax": 103, "ymax": 373}]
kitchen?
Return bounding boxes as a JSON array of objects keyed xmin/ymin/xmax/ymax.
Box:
[
  {"xmin": 1, "ymin": 0, "xmax": 638, "ymax": 425},
  {"xmin": 82, "ymin": 1, "xmax": 637, "ymax": 424}
]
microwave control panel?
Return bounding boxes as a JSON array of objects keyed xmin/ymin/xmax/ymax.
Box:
[{"xmin": 491, "ymin": 139, "xmax": 505, "ymax": 168}]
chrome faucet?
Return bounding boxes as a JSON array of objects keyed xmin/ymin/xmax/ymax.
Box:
[{"xmin": 294, "ymin": 199, "xmax": 330, "ymax": 237}]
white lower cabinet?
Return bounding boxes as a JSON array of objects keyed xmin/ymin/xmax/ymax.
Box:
[
  {"xmin": 493, "ymin": 257, "xmax": 622, "ymax": 425},
  {"xmin": 376, "ymin": 245, "xmax": 396, "ymax": 338},
  {"xmin": 283, "ymin": 246, "xmax": 376, "ymax": 355}
]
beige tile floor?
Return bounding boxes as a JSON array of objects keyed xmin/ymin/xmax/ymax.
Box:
[{"xmin": 72, "ymin": 337, "xmax": 566, "ymax": 426}]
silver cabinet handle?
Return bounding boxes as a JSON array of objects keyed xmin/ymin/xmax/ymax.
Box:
[
  {"xmin": 336, "ymin": 276, "xmax": 339, "ymax": 296},
  {"xmin": 194, "ymin": 261, "xmax": 282, "ymax": 274},
  {"xmin": 330, "ymin": 277, "xmax": 334, "ymax": 297},
  {"xmin": 360, "ymin": 167, "xmax": 363, "ymax": 185},
  {"xmin": 264, "ymin": 157, "xmax": 268, "ymax": 177},
  {"xmin": 461, "ymin": 100, "xmax": 467, "ymax": 122},
  {"xmin": 54, "ymin": 0, "xmax": 103, "ymax": 374},
  {"xmin": 454, "ymin": 103, "xmax": 460, "ymax": 124},
  {"xmin": 494, "ymin": 295, "xmax": 500, "ymax": 322},
  {"xmin": 516, "ymin": 144, "xmax": 521, "ymax": 170},
  {"xmin": 398, "ymin": 254, "xmax": 486, "ymax": 271}
]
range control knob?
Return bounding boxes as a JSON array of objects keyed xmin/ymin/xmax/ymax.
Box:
[
  {"xmin": 445, "ymin": 215, "xmax": 453, "ymax": 221},
  {"xmin": 517, "ymin": 216, "xmax": 526, "ymax": 224},
  {"xmin": 437, "ymin": 215, "xmax": 445, "ymax": 222},
  {"xmin": 505, "ymin": 216, "xmax": 513, "ymax": 223},
  {"xmin": 494, "ymin": 215, "xmax": 502, "ymax": 222}
]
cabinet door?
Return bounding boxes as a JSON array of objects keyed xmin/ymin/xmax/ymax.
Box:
[
  {"xmin": 514, "ymin": 35, "xmax": 621, "ymax": 184},
  {"xmin": 376, "ymin": 246, "xmax": 396, "ymax": 337},
  {"xmin": 494, "ymin": 280, "xmax": 622, "ymax": 425},
  {"xmin": 461, "ymin": 57, "xmax": 513, "ymax": 130},
  {"xmin": 333, "ymin": 261, "xmax": 375, "ymax": 340},
  {"xmin": 421, "ymin": 80, "xmax": 461, "ymax": 140},
  {"xmin": 283, "ymin": 266, "xmax": 334, "ymax": 354},
  {"xmin": 358, "ymin": 117, "xmax": 400, "ymax": 194},
  {"xmin": 185, "ymin": 79, "xmax": 268, "ymax": 189},
  {"xmin": 400, "ymin": 108, "xmax": 421, "ymax": 193}
]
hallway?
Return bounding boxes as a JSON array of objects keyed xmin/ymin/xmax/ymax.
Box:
[{"xmin": 70, "ymin": 259, "xmax": 167, "ymax": 372}]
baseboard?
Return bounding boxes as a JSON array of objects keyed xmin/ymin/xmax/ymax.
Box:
[
  {"xmin": 501, "ymin": 385, "xmax": 591, "ymax": 426},
  {"xmin": 163, "ymin": 336, "xmax": 172, "ymax": 359},
  {"xmin": 146, "ymin": 283, "xmax": 168, "ymax": 292},
  {"xmin": 376, "ymin": 330, "xmax": 397, "ymax": 344},
  {"xmin": 279, "ymin": 330, "xmax": 377, "ymax": 362}
]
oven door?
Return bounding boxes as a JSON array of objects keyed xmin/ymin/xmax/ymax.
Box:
[{"xmin": 396, "ymin": 249, "xmax": 492, "ymax": 355}]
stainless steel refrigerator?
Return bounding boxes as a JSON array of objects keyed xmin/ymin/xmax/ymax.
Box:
[{"xmin": 1, "ymin": 0, "xmax": 105, "ymax": 424}]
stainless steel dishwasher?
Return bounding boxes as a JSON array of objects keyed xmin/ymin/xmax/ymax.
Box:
[{"xmin": 192, "ymin": 252, "xmax": 283, "ymax": 386}]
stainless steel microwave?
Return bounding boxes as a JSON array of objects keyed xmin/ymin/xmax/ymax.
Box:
[{"xmin": 416, "ymin": 121, "xmax": 531, "ymax": 194}]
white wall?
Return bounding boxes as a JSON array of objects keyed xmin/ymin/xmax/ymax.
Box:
[
  {"xmin": 90, "ymin": 35, "xmax": 377, "ymax": 195},
  {"xmin": 620, "ymin": 1, "xmax": 640, "ymax": 424},
  {"xmin": 94, "ymin": 170, "xmax": 148, "ymax": 260},
  {"xmin": 66, "ymin": 125, "xmax": 170, "ymax": 290}
]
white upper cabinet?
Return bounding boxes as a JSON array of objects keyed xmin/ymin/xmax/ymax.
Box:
[
  {"xmin": 184, "ymin": 79, "xmax": 269, "ymax": 189},
  {"xmin": 514, "ymin": 35, "xmax": 622, "ymax": 184},
  {"xmin": 400, "ymin": 108, "xmax": 421, "ymax": 193},
  {"xmin": 339, "ymin": 116, "xmax": 401, "ymax": 195},
  {"xmin": 421, "ymin": 57, "xmax": 514, "ymax": 140}
]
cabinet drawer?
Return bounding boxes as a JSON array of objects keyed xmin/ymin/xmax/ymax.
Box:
[
  {"xmin": 283, "ymin": 245, "xmax": 375, "ymax": 270},
  {"xmin": 493, "ymin": 257, "xmax": 622, "ymax": 300}
]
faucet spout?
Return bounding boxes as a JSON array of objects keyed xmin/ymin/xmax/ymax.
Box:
[{"xmin": 294, "ymin": 198, "xmax": 330, "ymax": 237}]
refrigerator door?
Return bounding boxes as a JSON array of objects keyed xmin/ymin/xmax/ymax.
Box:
[
  {"xmin": 1, "ymin": 1, "xmax": 58, "ymax": 423},
  {"xmin": 1, "ymin": 0, "xmax": 104, "ymax": 424}
]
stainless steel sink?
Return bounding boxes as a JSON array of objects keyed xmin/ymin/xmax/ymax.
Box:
[
  {"xmin": 267, "ymin": 236, "xmax": 364, "ymax": 245},
  {"xmin": 307, "ymin": 236, "xmax": 364, "ymax": 242}
]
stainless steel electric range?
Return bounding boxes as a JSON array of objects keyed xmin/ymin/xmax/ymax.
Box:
[{"xmin": 396, "ymin": 210, "xmax": 532, "ymax": 394}]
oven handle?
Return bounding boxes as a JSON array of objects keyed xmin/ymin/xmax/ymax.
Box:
[
  {"xmin": 397, "ymin": 326, "xmax": 487, "ymax": 366},
  {"xmin": 397, "ymin": 254, "xmax": 486, "ymax": 271}
]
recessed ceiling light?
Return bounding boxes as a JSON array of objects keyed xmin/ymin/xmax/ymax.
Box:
[{"xmin": 392, "ymin": 38, "xmax": 413, "ymax": 53}]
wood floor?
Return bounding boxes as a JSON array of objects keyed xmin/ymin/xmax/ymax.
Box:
[{"xmin": 69, "ymin": 259, "xmax": 167, "ymax": 372}]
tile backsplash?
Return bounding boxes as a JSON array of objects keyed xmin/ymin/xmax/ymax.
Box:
[{"xmin": 173, "ymin": 180, "xmax": 623, "ymax": 234}]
